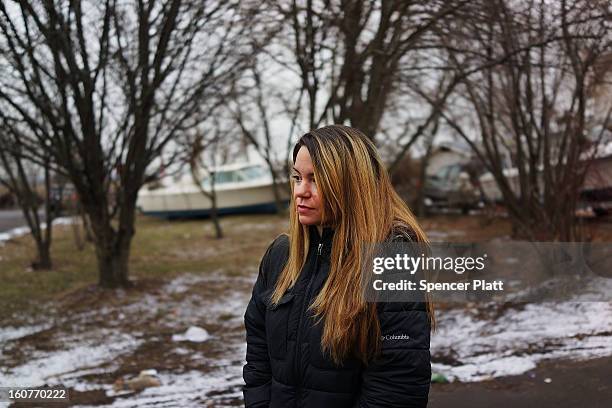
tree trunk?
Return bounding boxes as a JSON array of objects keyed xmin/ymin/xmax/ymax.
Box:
[
  {"xmin": 32, "ymin": 239, "xmax": 52, "ymax": 270},
  {"xmin": 96, "ymin": 241, "xmax": 132, "ymax": 288},
  {"xmin": 211, "ymin": 209, "xmax": 223, "ymax": 239},
  {"xmin": 83, "ymin": 212, "xmax": 94, "ymax": 243},
  {"xmin": 89, "ymin": 196, "xmax": 137, "ymax": 288},
  {"xmin": 267, "ymin": 162, "xmax": 286, "ymax": 215},
  {"xmin": 72, "ymin": 217, "xmax": 85, "ymax": 251},
  {"xmin": 37, "ymin": 156, "xmax": 54, "ymax": 269},
  {"xmin": 415, "ymin": 136, "xmax": 436, "ymax": 217},
  {"xmin": 209, "ymin": 183, "xmax": 223, "ymax": 239},
  {"xmin": 1, "ymin": 150, "xmax": 55, "ymax": 270}
]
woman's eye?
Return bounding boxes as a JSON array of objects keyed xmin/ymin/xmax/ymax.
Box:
[{"xmin": 291, "ymin": 175, "xmax": 302, "ymax": 182}]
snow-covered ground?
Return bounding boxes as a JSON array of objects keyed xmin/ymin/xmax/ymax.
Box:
[
  {"xmin": 431, "ymin": 297, "xmax": 612, "ymax": 382},
  {"xmin": 0, "ymin": 273, "xmax": 255, "ymax": 407},
  {"xmin": 2, "ymin": 269, "xmax": 611, "ymax": 407},
  {"xmin": 1, "ymin": 219, "xmax": 611, "ymax": 406}
]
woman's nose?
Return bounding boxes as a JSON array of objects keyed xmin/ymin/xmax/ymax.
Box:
[{"xmin": 294, "ymin": 182, "xmax": 311, "ymax": 198}]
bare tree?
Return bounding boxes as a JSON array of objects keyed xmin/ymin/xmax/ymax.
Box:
[
  {"xmin": 234, "ymin": 0, "xmax": 470, "ymax": 185},
  {"xmin": 187, "ymin": 129, "xmax": 224, "ymax": 239},
  {"xmin": 231, "ymin": 60, "xmax": 290, "ymax": 214},
  {"xmin": 0, "ymin": 126, "xmax": 54, "ymax": 269},
  {"xmin": 0, "ymin": 0, "xmax": 260, "ymax": 287},
  {"xmin": 413, "ymin": 119, "xmax": 440, "ymax": 217},
  {"xmin": 436, "ymin": 0, "xmax": 612, "ymax": 240},
  {"xmin": 274, "ymin": 0, "xmax": 469, "ymax": 138}
]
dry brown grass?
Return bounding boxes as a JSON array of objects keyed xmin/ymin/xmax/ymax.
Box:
[{"xmin": 0, "ymin": 213, "xmax": 288, "ymax": 320}]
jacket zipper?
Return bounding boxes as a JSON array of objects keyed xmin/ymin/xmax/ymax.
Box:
[{"xmin": 294, "ymin": 241, "xmax": 323, "ymax": 407}]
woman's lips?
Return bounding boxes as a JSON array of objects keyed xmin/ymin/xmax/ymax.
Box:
[{"xmin": 297, "ymin": 205, "xmax": 314, "ymax": 214}]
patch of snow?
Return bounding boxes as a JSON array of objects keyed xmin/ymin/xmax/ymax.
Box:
[
  {"xmin": 172, "ymin": 326, "xmax": 211, "ymax": 343},
  {"xmin": 173, "ymin": 347, "xmax": 191, "ymax": 356},
  {"xmin": 435, "ymin": 355, "xmax": 537, "ymax": 382},
  {"xmin": 84, "ymin": 368, "xmax": 243, "ymax": 408},
  {"xmin": 0, "ymin": 332, "xmax": 142, "ymax": 388},
  {"xmin": 432, "ymin": 300, "xmax": 612, "ymax": 382},
  {"xmin": 573, "ymin": 277, "xmax": 612, "ymax": 302},
  {"xmin": 0, "ymin": 226, "xmax": 29, "ymax": 244},
  {"xmin": 163, "ymin": 274, "xmax": 213, "ymax": 295},
  {"xmin": 0, "ymin": 323, "xmax": 53, "ymax": 343}
]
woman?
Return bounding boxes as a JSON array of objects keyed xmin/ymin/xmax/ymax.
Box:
[{"xmin": 243, "ymin": 125, "xmax": 433, "ymax": 408}]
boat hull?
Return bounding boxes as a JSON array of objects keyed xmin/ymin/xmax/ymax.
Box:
[{"xmin": 137, "ymin": 182, "xmax": 289, "ymax": 219}]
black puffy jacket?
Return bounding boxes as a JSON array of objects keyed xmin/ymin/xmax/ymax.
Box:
[{"xmin": 243, "ymin": 226, "xmax": 431, "ymax": 408}]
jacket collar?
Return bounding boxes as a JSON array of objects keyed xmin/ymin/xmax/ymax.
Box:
[{"xmin": 308, "ymin": 225, "xmax": 334, "ymax": 259}]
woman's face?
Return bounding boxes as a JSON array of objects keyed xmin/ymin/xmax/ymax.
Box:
[{"xmin": 292, "ymin": 146, "xmax": 322, "ymax": 226}]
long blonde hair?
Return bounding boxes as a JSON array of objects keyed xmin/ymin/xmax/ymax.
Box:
[{"xmin": 271, "ymin": 125, "xmax": 434, "ymax": 364}]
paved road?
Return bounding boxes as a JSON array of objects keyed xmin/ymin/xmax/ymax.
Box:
[{"xmin": 0, "ymin": 209, "xmax": 30, "ymax": 233}]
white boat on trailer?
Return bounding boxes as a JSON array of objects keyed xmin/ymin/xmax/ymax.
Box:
[{"xmin": 136, "ymin": 163, "xmax": 289, "ymax": 219}]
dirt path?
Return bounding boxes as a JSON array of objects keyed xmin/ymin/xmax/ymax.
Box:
[{"xmin": 430, "ymin": 356, "xmax": 612, "ymax": 408}]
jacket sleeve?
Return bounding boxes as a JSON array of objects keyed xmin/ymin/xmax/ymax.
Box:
[
  {"xmin": 354, "ymin": 302, "xmax": 431, "ymax": 408},
  {"xmin": 243, "ymin": 242, "xmax": 275, "ymax": 408}
]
